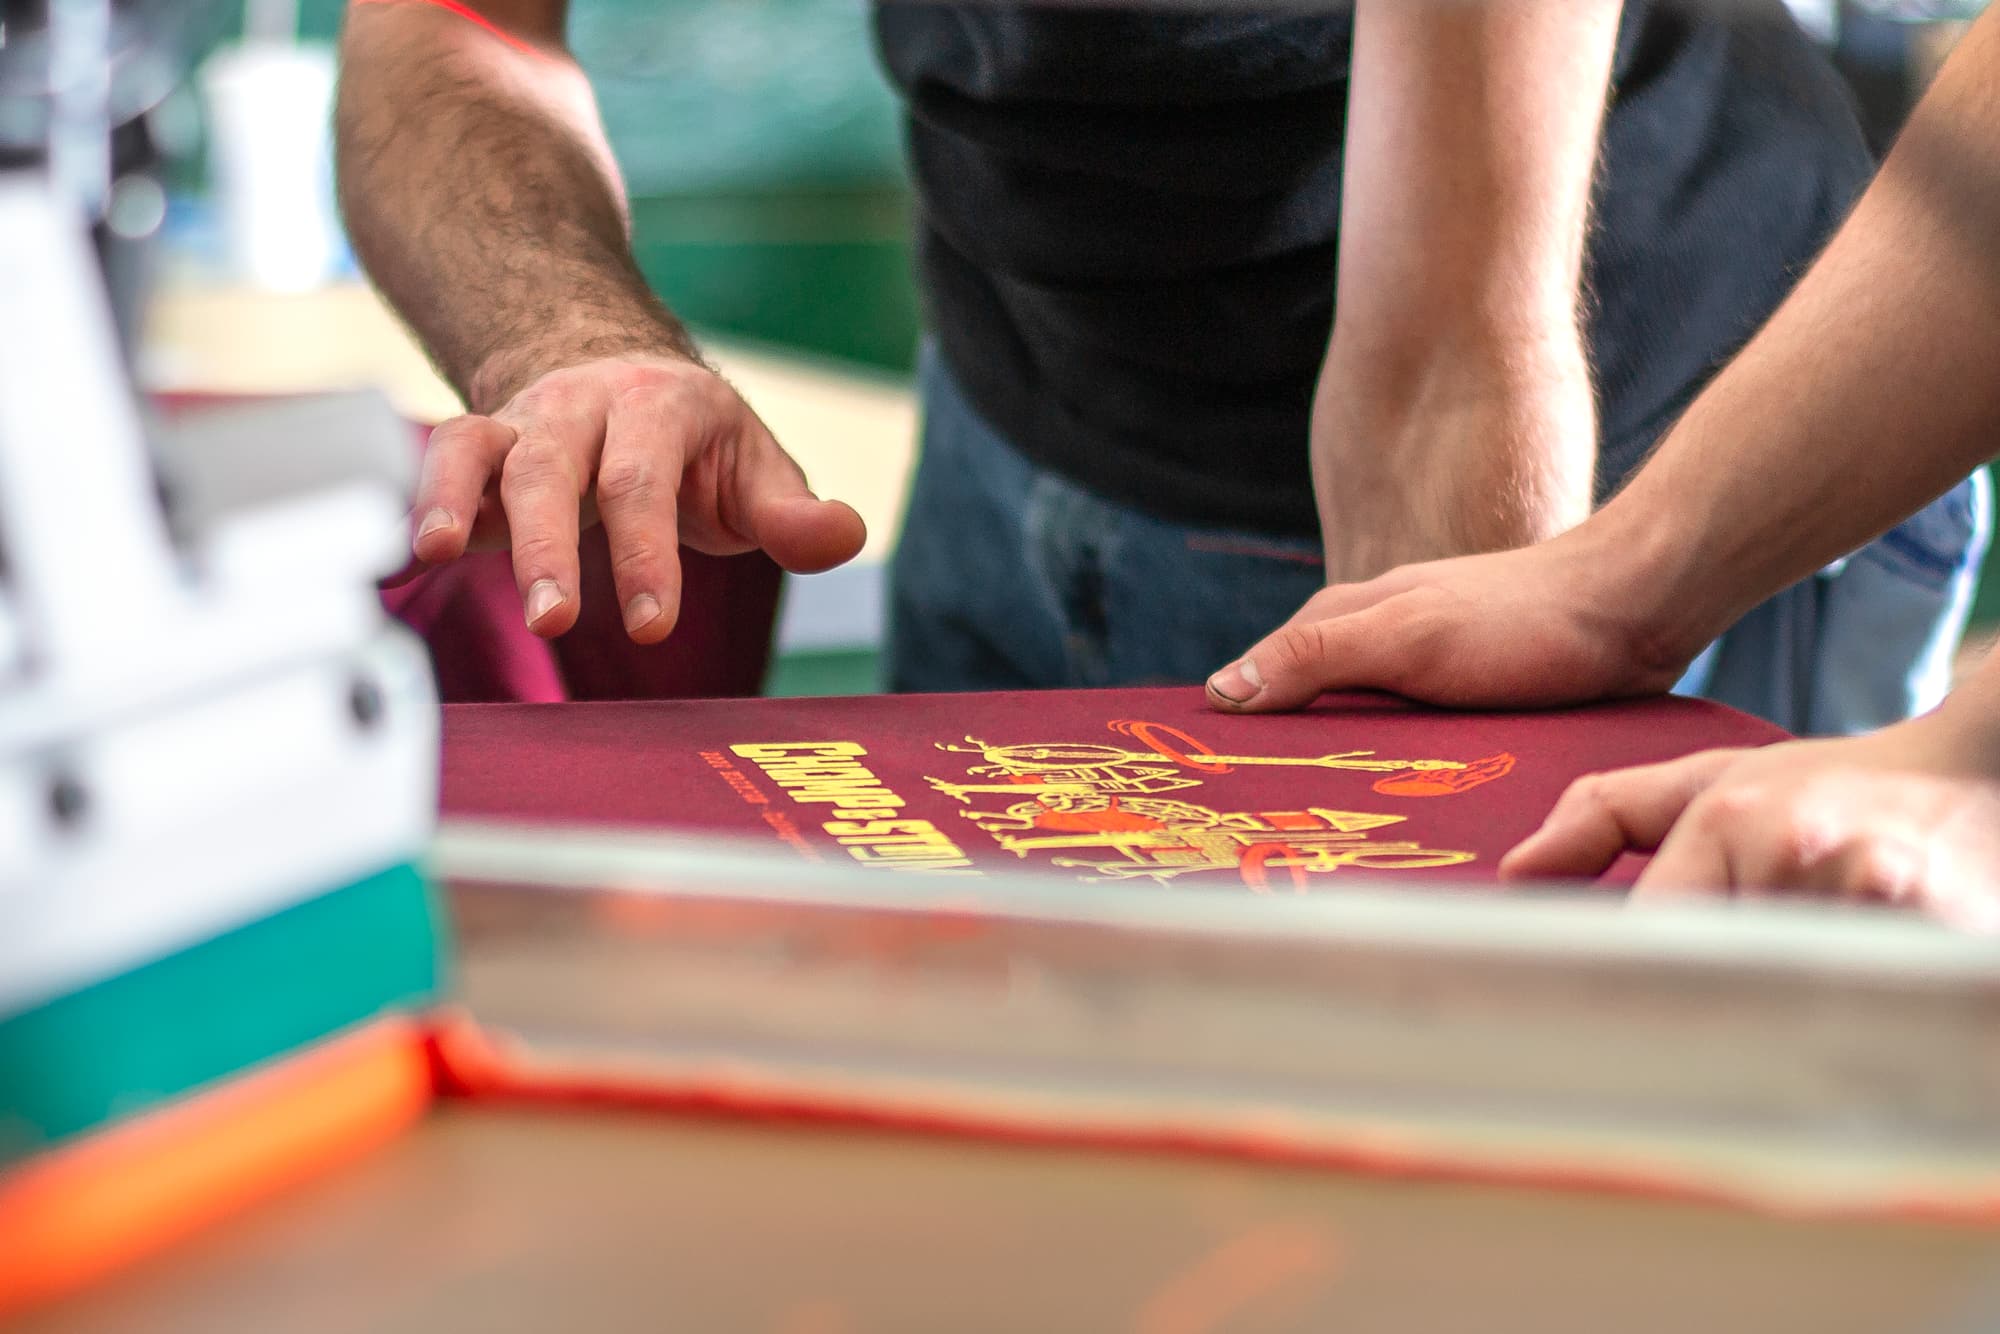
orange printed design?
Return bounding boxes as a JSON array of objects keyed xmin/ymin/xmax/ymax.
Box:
[
  {"xmin": 1371, "ymin": 752, "xmax": 1517, "ymax": 797},
  {"xmin": 1106, "ymin": 719, "xmax": 1234, "ymax": 774},
  {"xmin": 925, "ymin": 721, "xmax": 1506, "ymax": 888},
  {"xmin": 349, "ymin": 0, "xmax": 545, "ymax": 58}
]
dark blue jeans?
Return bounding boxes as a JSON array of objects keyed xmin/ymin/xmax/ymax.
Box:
[
  {"xmin": 888, "ymin": 346, "xmax": 1990, "ymax": 734},
  {"xmin": 888, "ymin": 347, "xmax": 1327, "ymax": 691}
]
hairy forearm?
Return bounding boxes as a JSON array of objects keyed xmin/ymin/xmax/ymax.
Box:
[
  {"xmin": 336, "ymin": 2, "xmax": 695, "ymax": 412},
  {"xmin": 1333, "ymin": 0, "xmax": 1618, "ymax": 370},
  {"xmin": 1315, "ymin": 0, "xmax": 1618, "ymax": 574},
  {"xmin": 1592, "ymin": 5, "xmax": 2000, "ymax": 660}
]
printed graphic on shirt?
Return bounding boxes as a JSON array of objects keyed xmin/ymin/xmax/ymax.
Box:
[
  {"xmin": 926, "ymin": 720, "xmax": 1513, "ymax": 888},
  {"xmin": 727, "ymin": 718, "xmax": 1516, "ymax": 888}
]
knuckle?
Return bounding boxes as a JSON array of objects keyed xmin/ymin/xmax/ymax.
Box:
[
  {"xmin": 1682, "ymin": 788, "xmax": 1743, "ymax": 843},
  {"xmin": 612, "ymin": 370, "xmax": 720, "ymax": 436},
  {"xmin": 1843, "ymin": 843, "xmax": 1894, "ymax": 898},
  {"xmin": 1302, "ymin": 617, "xmax": 1343, "ymax": 665},
  {"xmin": 1704, "ymin": 778, "xmax": 1765, "ymax": 824},
  {"xmin": 612, "ymin": 380, "xmax": 668, "ymax": 414},
  {"xmin": 611, "ymin": 540, "xmax": 662, "ymax": 583},
  {"xmin": 1850, "ymin": 840, "xmax": 1922, "ymax": 903},
  {"xmin": 506, "ymin": 378, "xmax": 558, "ymax": 417},
  {"xmin": 511, "ymin": 532, "xmax": 571, "ymax": 572},
  {"xmin": 1560, "ymin": 772, "xmax": 1613, "ymax": 815},
  {"xmin": 618, "ymin": 356, "xmax": 696, "ymax": 392},
  {"xmin": 596, "ymin": 455, "xmax": 658, "ymax": 508},
  {"xmin": 510, "ymin": 367, "xmax": 598, "ymax": 417},
  {"xmin": 426, "ymin": 414, "xmax": 478, "ymax": 447},
  {"xmin": 677, "ymin": 370, "xmax": 733, "ymax": 421},
  {"xmin": 501, "ymin": 440, "xmax": 574, "ymax": 489},
  {"xmin": 427, "ymin": 414, "xmax": 501, "ymax": 459},
  {"xmin": 1263, "ymin": 623, "xmax": 1322, "ymax": 678},
  {"xmin": 1764, "ymin": 803, "xmax": 1832, "ymax": 878}
]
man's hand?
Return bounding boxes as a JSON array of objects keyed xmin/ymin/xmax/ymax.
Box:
[
  {"xmin": 1205, "ymin": 531, "xmax": 1697, "ymax": 713},
  {"xmin": 410, "ymin": 354, "xmax": 865, "ymax": 640},
  {"xmin": 338, "ymin": 1, "xmax": 862, "ymax": 640},
  {"xmin": 1498, "ymin": 716, "xmax": 2000, "ymax": 931}
]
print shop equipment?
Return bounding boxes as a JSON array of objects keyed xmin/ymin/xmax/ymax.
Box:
[
  {"xmin": 0, "ymin": 0, "xmax": 444, "ymax": 1310},
  {"xmin": 14, "ymin": 2, "xmax": 2000, "ymax": 1322}
]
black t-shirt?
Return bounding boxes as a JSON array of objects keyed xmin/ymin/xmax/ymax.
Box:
[{"xmin": 875, "ymin": 2, "xmax": 1873, "ymax": 537}]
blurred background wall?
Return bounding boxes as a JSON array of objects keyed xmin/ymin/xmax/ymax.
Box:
[{"xmin": 155, "ymin": 0, "xmax": 919, "ymax": 371}]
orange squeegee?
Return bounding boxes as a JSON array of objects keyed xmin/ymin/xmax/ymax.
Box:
[{"xmin": 0, "ymin": 1017, "xmax": 433, "ymax": 1318}]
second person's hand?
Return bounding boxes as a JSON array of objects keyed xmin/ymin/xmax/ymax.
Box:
[
  {"xmin": 1498, "ymin": 710, "xmax": 2000, "ymax": 931},
  {"xmin": 1204, "ymin": 531, "xmax": 1699, "ymax": 714},
  {"xmin": 408, "ymin": 353, "xmax": 866, "ymax": 641}
]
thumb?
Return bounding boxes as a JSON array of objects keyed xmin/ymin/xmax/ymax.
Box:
[
  {"xmin": 730, "ymin": 426, "xmax": 868, "ymax": 574},
  {"xmin": 1206, "ymin": 601, "xmax": 1408, "ymax": 713},
  {"xmin": 754, "ymin": 494, "xmax": 869, "ymax": 574}
]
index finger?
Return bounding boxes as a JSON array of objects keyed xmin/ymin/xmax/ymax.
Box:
[
  {"xmin": 413, "ymin": 414, "xmax": 516, "ymax": 564},
  {"xmin": 1499, "ymin": 750, "xmax": 1745, "ymax": 882},
  {"xmin": 1630, "ymin": 811, "xmax": 1738, "ymax": 901}
]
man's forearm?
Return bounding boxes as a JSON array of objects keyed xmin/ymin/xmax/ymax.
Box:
[
  {"xmin": 1589, "ymin": 4, "xmax": 2000, "ymax": 662},
  {"xmin": 1334, "ymin": 0, "xmax": 1616, "ymax": 374},
  {"xmin": 1317, "ymin": 0, "xmax": 1620, "ymax": 574},
  {"xmin": 336, "ymin": 1, "xmax": 694, "ymax": 412}
]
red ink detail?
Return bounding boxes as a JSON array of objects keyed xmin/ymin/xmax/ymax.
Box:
[
  {"xmin": 1029, "ymin": 800, "xmax": 1165, "ymax": 834},
  {"xmin": 1182, "ymin": 534, "xmax": 1328, "ymax": 568},
  {"xmin": 1110, "ymin": 719, "xmax": 1231, "ymax": 775},
  {"xmin": 350, "ymin": 0, "xmax": 543, "ymax": 56},
  {"xmin": 1239, "ymin": 843, "xmax": 1310, "ymax": 894},
  {"xmin": 1372, "ymin": 752, "xmax": 1517, "ymax": 798}
]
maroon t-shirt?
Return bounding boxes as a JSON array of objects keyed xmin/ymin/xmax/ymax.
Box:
[{"xmin": 442, "ymin": 688, "xmax": 1786, "ymax": 890}]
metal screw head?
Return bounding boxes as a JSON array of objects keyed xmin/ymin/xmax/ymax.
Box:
[
  {"xmin": 48, "ymin": 773, "xmax": 87, "ymax": 829},
  {"xmin": 349, "ymin": 676, "xmax": 385, "ymax": 731},
  {"xmin": 106, "ymin": 174, "xmax": 167, "ymax": 241}
]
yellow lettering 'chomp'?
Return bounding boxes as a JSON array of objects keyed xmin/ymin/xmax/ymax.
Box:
[
  {"xmin": 731, "ymin": 743, "xmax": 976, "ymax": 871},
  {"xmin": 730, "ymin": 742, "xmax": 867, "ymax": 761}
]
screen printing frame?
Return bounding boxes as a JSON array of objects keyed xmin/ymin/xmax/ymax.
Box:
[{"xmin": 435, "ymin": 819, "xmax": 2000, "ymax": 1219}]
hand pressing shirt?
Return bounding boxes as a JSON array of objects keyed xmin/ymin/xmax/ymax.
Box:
[{"xmin": 1500, "ymin": 681, "xmax": 2000, "ymax": 932}]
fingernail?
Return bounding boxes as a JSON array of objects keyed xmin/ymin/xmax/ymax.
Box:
[
  {"xmin": 416, "ymin": 507, "xmax": 453, "ymax": 541},
  {"xmin": 1207, "ymin": 657, "xmax": 1265, "ymax": 704},
  {"xmin": 526, "ymin": 579, "xmax": 565, "ymax": 627},
  {"xmin": 623, "ymin": 593, "xmax": 662, "ymax": 633}
]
